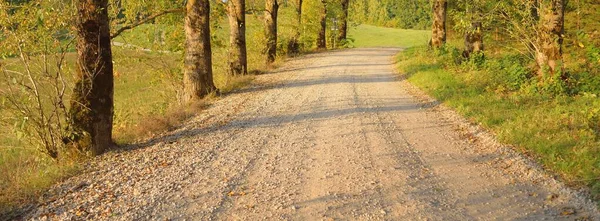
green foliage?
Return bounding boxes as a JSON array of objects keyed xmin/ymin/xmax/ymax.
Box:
[
  {"xmin": 0, "ymin": 1, "xmax": 75, "ymax": 57},
  {"xmin": 449, "ymin": 0, "xmax": 499, "ymax": 34},
  {"xmin": 485, "ymin": 55, "xmax": 530, "ymax": 91},
  {"xmin": 349, "ymin": 0, "xmax": 431, "ymax": 30},
  {"xmin": 0, "ymin": 0, "xmax": 75, "ymax": 158},
  {"xmin": 0, "ymin": 0, "xmax": 81, "ymax": 214},
  {"xmin": 109, "ymin": 0, "xmax": 183, "ymax": 26},
  {"xmin": 301, "ymin": 0, "xmax": 323, "ymax": 49}
]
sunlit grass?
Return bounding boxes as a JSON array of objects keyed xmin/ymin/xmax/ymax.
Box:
[
  {"xmin": 349, "ymin": 24, "xmax": 431, "ymax": 48},
  {"xmin": 396, "ymin": 46, "xmax": 600, "ymax": 207}
]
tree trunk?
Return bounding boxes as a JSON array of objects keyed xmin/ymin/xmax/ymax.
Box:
[
  {"xmin": 536, "ymin": 0, "xmax": 565, "ymax": 76},
  {"xmin": 287, "ymin": 0, "xmax": 303, "ymax": 55},
  {"xmin": 69, "ymin": 0, "xmax": 115, "ymax": 156},
  {"xmin": 227, "ymin": 0, "xmax": 247, "ymax": 75},
  {"xmin": 317, "ymin": 0, "xmax": 327, "ymax": 49},
  {"xmin": 184, "ymin": 0, "xmax": 217, "ymax": 102},
  {"xmin": 463, "ymin": 21, "xmax": 484, "ymax": 59},
  {"xmin": 527, "ymin": 0, "xmax": 540, "ymax": 55},
  {"xmin": 338, "ymin": 0, "xmax": 349, "ymax": 43},
  {"xmin": 531, "ymin": 0, "xmax": 540, "ymax": 21},
  {"xmin": 265, "ymin": 0, "xmax": 279, "ymax": 64},
  {"xmin": 296, "ymin": 0, "xmax": 303, "ymax": 26},
  {"xmin": 430, "ymin": 0, "xmax": 447, "ymax": 48}
]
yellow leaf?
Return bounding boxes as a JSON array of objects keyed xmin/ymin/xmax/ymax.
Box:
[{"xmin": 578, "ymin": 42, "xmax": 585, "ymax": 48}]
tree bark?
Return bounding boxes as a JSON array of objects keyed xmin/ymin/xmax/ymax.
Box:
[
  {"xmin": 338, "ymin": 0, "xmax": 349, "ymax": 43},
  {"xmin": 531, "ymin": 0, "xmax": 540, "ymax": 21},
  {"xmin": 430, "ymin": 0, "xmax": 447, "ymax": 48},
  {"xmin": 227, "ymin": 0, "xmax": 247, "ymax": 75},
  {"xmin": 463, "ymin": 21, "xmax": 484, "ymax": 59},
  {"xmin": 536, "ymin": 0, "xmax": 565, "ymax": 76},
  {"xmin": 265, "ymin": 0, "xmax": 279, "ymax": 64},
  {"xmin": 317, "ymin": 0, "xmax": 327, "ymax": 49},
  {"xmin": 296, "ymin": 0, "xmax": 303, "ymax": 26},
  {"xmin": 526, "ymin": 0, "xmax": 540, "ymax": 55},
  {"xmin": 287, "ymin": 0, "xmax": 303, "ymax": 55},
  {"xmin": 69, "ymin": 0, "xmax": 115, "ymax": 156},
  {"xmin": 184, "ymin": 0, "xmax": 217, "ymax": 102}
]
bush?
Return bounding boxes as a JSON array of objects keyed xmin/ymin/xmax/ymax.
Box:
[{"xmin": 485, "ymin": 55, "xmax": 531, "ymax": 92}]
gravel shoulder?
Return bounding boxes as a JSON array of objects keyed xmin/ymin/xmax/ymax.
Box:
[{"xmin": 22, "ymin": 48, "xmax": 599, "ymax": 220}]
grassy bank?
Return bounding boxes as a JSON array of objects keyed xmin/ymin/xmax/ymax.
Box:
[
  {"xmin": 396, "ymin": 46, "xmax": 600, "ymax": 206},
  {"xmin": 349, "ymin": 24, "xmax": 431, "ymax": 48}
]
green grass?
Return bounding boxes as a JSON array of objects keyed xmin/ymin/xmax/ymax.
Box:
[
  {"xmin": 349, "ymin": 24, "xmax": 431, "ymax": 48},
  {"xmin": 396, "ymin": 46, "xmax": 600, "ymax": 206}
]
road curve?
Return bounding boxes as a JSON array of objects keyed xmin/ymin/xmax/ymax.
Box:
[{"xmin": 25, "ymin": 48, "xmax": 599, "ymax": 220}]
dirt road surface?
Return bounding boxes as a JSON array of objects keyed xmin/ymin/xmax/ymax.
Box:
[{"xmin": 25, "ymin": 48, "xmax": 599, "ymax": 220}]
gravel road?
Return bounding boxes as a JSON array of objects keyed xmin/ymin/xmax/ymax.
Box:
[{"xmin": 24, "ymin": 48, "xmax": 599, "ymax": 220}]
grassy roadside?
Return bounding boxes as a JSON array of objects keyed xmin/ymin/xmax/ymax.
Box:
[
  {"xmin": 349, "ymin": 24, "xmax": 431, "ymax": 48},
  {"xmin": 0, "ymin": 8, "xmax": 297, "ymax": 215},
  {"xmin": 396, "ymin": 46, "xmax": 600, "ymax": 206}
]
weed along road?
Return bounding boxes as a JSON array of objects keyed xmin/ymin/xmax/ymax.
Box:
[{"xmin": 26, "ymin": 48, "xmax": 599, "ymax": 220}]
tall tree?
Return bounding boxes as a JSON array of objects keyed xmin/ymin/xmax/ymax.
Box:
[
  {"xmin": 459, "ymin": 1, "xmax": 485, "ymax": 58},
  {"xmin": 338, "ymin": 0, "xmax": 349, "ymax": 44},
  {"xmin": 265, "ymin": 0, "xmax": 279, "ymax": 64},
  {"xmin": 69, "ymin": 0, "xmax": 115, "ymax": 155},
  {"xmin": 430, "ymin": 0, "xmax": 447, "ymax": 48},
  {"xmin": 184, "ymin": 0, "xmax": 217, "ymax": 102},
  {"xmin": 287, "ymin": 0, "xmax": 303, "ymax": 55},
  {"xmin": 535, "ymin": 0, "xmax": 565, "ymax": 76},
  {"xmin": 317, "ymin": 0, "xmax": 327, "ymax": 49},
  {"xmin": 226, "ymin": 0, "xmax": 248, "ymax": 75},
  {"xmin": 530, "ymin": 0, "xmax": 540, "ymax": 21},
  {"xmin": 463, "ymin": 21, "xmax": 484, "ymax": 58}
]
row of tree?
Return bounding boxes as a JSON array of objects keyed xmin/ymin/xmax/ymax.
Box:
[
  {"xmin": 429, "ymin": 0, "xmax": 568, "ymax": 77},
  {"xmin": 3, "ymin": 0, "xmax": 581, "ymax": 158},
  {"xmin": 1, "ymin": 0, "xmax": 352, "ymax": 157}
]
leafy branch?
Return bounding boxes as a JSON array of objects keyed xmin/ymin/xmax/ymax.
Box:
[{"xmin": 111, "ymin": 8, "xmax": 184, "ymax": 39}]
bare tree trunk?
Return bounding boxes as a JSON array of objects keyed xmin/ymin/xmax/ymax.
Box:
[
  {"xmin": 536, "ymin": 0, "xmax": 565, "ymax": 76},
  {"xmin": 69, "ymin": 0, "xmax": 115, "ymax": 156},
  {"xmin": 338, "ymin": 0, "xmax": 349, "ymax": 43},
  {"xmin": 265, "ymin": 0, "xmax": 279, "ymax": 64},
  {"xmin": 184, "ymin": 0, "xmax": 217, "ymax": 102},
  {"xmin": 296, "ymin": 0, "xmax": 303, "ymax": 25},
  {"xmin": 317, "ymin": 0, "xmax": 327, "ymax": 49},
  {"xmin": 227, "ymin": 0, "xmax": 247, "ymax": 75},
  {"xmin": 429, "ymin": 0, "xmax": 447, "ymax": 48},
  {"xmin": 287, "ymin": 0, "xmax": 303, "ymax": 55},
  {"xmin": 463, "ymin": 21, "xmax": 484, "ymax": 58},
  {"xmin": 531, "ymin": 0, "xmax": 540, "ymax": 21},
  {"xmin": 526, "ymin": 0, "xmax": 540, "ymax": 55}
]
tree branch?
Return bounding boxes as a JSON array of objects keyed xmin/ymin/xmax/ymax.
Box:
[
  {"xmin": 110, "ymin": 8, "xmax": 184, "ymax": 39},
  {"xmin": 246, "ymin": 8, "xmax": 266, "ymax": 14}
]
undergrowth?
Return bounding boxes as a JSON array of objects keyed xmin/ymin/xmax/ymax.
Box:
[{"xmin": 396, "ymin": 45, "xmax": 600, "ymax": 206}]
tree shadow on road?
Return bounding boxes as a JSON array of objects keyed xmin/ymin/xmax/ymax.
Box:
[{"xmin": 123, "ymin": 99, "xmax": 438, "ymax": 153}]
